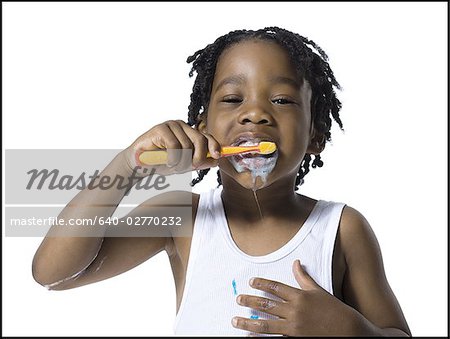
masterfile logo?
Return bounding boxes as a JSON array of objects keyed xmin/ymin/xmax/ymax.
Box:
[{"xmin": 5, "ymin": 149, "xmax": 193, "ymax": 237}]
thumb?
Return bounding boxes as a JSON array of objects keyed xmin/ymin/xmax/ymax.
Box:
[{"xmin": 292, "ymin": 259, "xmax": 319, "ymax": 290}]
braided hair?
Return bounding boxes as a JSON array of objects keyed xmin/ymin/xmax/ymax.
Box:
[{"xmin": 186, "ymin": 27, "xmax": 343, "ymax": 190}]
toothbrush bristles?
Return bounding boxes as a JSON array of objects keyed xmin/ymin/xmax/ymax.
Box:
[{"xmin": 258, "ymin": 141, "xmax": 277, "ymax": 155}]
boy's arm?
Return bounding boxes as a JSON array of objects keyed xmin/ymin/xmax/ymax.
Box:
[
  {"xmin": 339, "ymin": 206, "xmax": 411, "ymax": 336},
  {"xmin": 32, "ymin": 120, "xmax": 218, "ymax": 291},
  {"xmin": 32, "ymin": 190, "xmax": 195, "ymax": 290},
  {"xmin": 31, "ymin": 145, "xmax": 194, "ymax": 290}
]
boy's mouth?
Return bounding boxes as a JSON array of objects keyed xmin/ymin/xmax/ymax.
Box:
[
  {"xmin": 229, "ymin": 138, "xmax": 279, "ymax": 173},
  {"xmin": 231, "ymin": 138, "xmax": 279, "ymax": 160}
]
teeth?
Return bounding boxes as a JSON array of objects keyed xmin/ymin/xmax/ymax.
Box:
[{"xmin": 238, "ymin": 141, "xmax": 259, "ymax": 147}]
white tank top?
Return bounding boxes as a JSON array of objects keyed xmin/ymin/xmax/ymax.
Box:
[{"xmin": 174, "ymin": 187, "xmax": 346, "ymax": 335}]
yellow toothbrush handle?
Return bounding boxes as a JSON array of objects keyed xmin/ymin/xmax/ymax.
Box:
[
  {"xmin": 139, "ymin": 146, "xmax": 260, "ymax": 165},
  {"xmin": 139, "ymin": 149, "xmax": 217, "ymax": 165},
  {"xmin": 138, "ymin": 150, "xmax": 169, "ymax": 165}
]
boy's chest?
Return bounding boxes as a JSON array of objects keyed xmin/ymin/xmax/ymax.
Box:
[{"xmin": 171, "ymin": 223, "xmax": 347, "ymax": 310}]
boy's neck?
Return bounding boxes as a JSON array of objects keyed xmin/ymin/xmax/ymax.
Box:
[{"xmin": 220, "ymin": 174, "xmax": 306, "ymax": 224}]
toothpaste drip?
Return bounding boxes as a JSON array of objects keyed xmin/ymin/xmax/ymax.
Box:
[{"xmin": 229, "ymin": 141, "xmax": 278, "ymax": 189}]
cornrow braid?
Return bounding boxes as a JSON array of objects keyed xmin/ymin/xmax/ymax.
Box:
[{"xmin": 186, "ymin": 27, "xmax": 343, "ymax": 189}]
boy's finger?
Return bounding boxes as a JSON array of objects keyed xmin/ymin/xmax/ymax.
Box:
[
  {"xmin": 165, "ymin": 121, "xmax": 196, "ymax": 170},
  {"xmin": 236, "ymin": 294, "xmax": 288, "ymax": 318},
  {"xmin": 169, "ymin": 149, "xmax": 191, "ymax": 173},
  {"xmin": 148, "ymin": 124, "xmax": 182, "ymax": 167},
  {"xmin": 166, "ymin": 121, "xmax": 194, "ymax": 151},
  {"xmin": 249, "ymin": 277, "xmax": 297, "ymax": 301},
  {"xmin": 202, "ymin": 132, "xmax": 222, "ymax": 159},
  {"xmin": 179, "ymin": 124, "xmax": 209, "ymax": 167}
]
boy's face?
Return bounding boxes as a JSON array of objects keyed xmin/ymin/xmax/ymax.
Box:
[{"xmin": 200, "ymin": 39, "xmax": 316, "ymax": 190}]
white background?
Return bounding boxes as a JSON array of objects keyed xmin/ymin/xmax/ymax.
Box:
[{"xmin": 2, "ymin": 2, "xmax": 447, "ymax": 336}]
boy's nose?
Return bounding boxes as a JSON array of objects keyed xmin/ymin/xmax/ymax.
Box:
[{"xmin": 238, "ymin": 103, "xmax": 273, "ymax": 125}]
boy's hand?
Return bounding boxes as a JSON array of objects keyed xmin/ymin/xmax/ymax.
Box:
[
  {"xmin": 232, "ymin": 260, "xmax": 362, "ymax": 336},
  {"xmin": 124, "ymin": 120, "xmax": 221, "ymax": 177}
]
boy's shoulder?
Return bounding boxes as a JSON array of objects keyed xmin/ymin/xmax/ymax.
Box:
[
  {"xmin": 340, "ymin": 205, "xmax": 371, "ymax": 235},
  {"xmin": 338, "ymin": 204, "xmax": 381, "ymax": 263}
]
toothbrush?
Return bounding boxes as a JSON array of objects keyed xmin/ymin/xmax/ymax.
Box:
[{"xmin": 138, "ymin": 141, "xmax": 277, "ymax": 165}]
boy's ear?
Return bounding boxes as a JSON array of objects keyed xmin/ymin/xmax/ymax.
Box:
[
  {"xmin": 196, "ymin": 112, "xmax": 211, "ymax": 135},
  {"xmin": 306, "ymin": 123, "xmax": 326, "ymax": 155},
  {"xmin": 197, "ymin": 118, "xmax": 207, "ymax": 134},
  {"xmin": 307, "ymin": 134, "xmax": 326, "ymax": 155}
]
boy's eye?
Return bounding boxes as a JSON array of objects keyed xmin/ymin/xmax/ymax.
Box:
[
  {"xmin": 272, "ymin": 98, "xmax": 294, "ymax": 105},
  {"xmin": 222, "ymin": 96, "xmax": 242, "ymax": 103}
]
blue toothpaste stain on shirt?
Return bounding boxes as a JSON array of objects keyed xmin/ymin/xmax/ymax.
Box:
[{"xmin": 232, "ymin": 279, "xmax": 238, "ymax": 295}]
